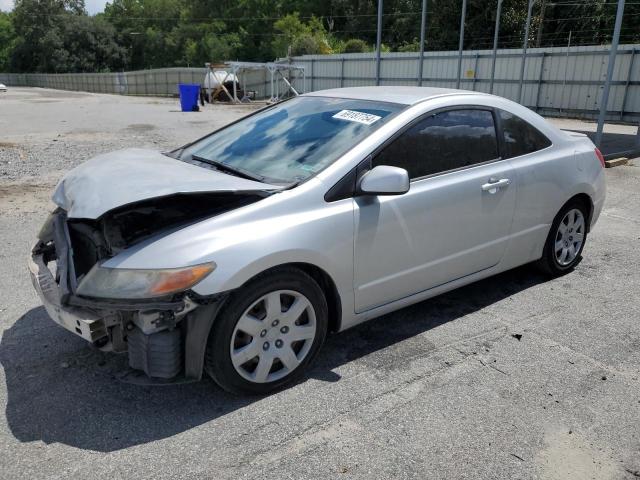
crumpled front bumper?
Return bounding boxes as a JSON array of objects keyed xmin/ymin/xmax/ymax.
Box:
[
  {"xmin": 28, "ymin": 247, "xmax": 112, "ymax": 343},
  {"xmin": 28, "ymin": 209, "xmax": 222, "ymax": 381}
]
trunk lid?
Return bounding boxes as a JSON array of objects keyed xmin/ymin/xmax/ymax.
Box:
[{"xmin": 53, "ymin": 148, "xmax": 280, "ymax": 219}]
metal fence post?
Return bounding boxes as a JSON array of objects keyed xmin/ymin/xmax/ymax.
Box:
[
  {"xmin": 340, "ymin": 57, "xmax": 345, "ymax": 87},
  {"xmin": 490, "ymin": 0, "xmax": 503, "ymax": 94},
  {"xmin": 270, "ymin": 66, "xmax": 275, "ymax": 100},
  {"xmin": 472, "ymin": 53, "xmax": 479, "ymax": 90},
  {"xmin": 596, "ymin": 0, "xmax": 625, "ymax": 147},
  {"xmin": 456, "ymin": 0, "xmax": 467, "ymax": 89},
  {"xmin": 620, "ymin": 48, "xmax": 635, "ymax": 121},
  {"xmin": 233, "ymin": 67, "xmax": 238, "ymax": 102},
  {"xmin": 559, "ymin": 30, "xmax": 572, "ymax": 115},
  {"xmin": 376, "ymin": 0, "xmax": 383, "ymax": 86},
  {"xmin": 535, "ymin": 52, "xmax": 546, "ymax": 111},
  {"xmin": 418, "ymin": 0, "xmax": 428, "ymax": 86},
  {"xmin": 310, "ymin": 59, "xmax": 315, "ymax": 91},
  {"xmin": 517, "ymin": 0, "xmax": 534, "ymax": 103}
]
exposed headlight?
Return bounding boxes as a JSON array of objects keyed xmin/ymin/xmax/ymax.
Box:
[{"xmin": 76, "ymin": 262, "xmax": 216, "ymax": 299}]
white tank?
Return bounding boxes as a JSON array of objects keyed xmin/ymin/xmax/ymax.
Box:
[{"xmin": 203, "ymin": 71, "xmax": 238, "ymax": 90}]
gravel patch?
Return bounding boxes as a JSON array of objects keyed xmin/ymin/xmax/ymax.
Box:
[
  {"xmin": 0, "ymin": 86, "xmax": 260, "ymax": 184},
  {"xmin": 0, "ymin": 133, "xmax": 173, "ymax": 182}
]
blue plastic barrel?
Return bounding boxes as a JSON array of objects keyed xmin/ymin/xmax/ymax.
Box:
[{"xmin": 178, "ymin": 83, "xmax": 200, "ymax": 112}]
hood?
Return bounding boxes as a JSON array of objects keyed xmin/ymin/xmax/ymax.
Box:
[{"xmin": 53, "ymin": 148, "xmax": 280, "ymax": 219}]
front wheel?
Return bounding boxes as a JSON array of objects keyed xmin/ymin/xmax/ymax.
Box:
[
  {"xmin": 205, "ymin": 267, "xmax": 328, "ymax": 395},
  {"xmin": 537, "ymin": 200, "xmax": 588, "ymax": 276}
]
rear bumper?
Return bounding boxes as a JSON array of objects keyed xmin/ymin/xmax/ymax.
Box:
[
  {"xmin": 590, "ymin": 169, "xmax": 607, "ymax": 229},
  {"xmin": 28, "ymin": 248, "xmax": 111, "ymax": 343},
  {"xmin": 591, "ymin": 195, "xmax": 605, "ymax": 229}
]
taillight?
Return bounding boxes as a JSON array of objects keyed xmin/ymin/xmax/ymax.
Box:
[{"xmin": 595, "ymin": 148, "xmax": 605, "ymax": 168}]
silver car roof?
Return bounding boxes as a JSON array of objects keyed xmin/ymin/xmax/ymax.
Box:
[{"xmin": 304, "ymin": 86, "xmax": 487, "ymax": 106}]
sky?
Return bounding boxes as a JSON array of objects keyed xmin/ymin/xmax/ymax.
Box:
[{"xmin": 0, "ymin": 0, "xmax": 109, "ymax": 14}]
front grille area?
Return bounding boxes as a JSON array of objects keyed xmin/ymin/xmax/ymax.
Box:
[{"xmin": 67, "ymin": 221, "xmax": 110, "ymax": 281}]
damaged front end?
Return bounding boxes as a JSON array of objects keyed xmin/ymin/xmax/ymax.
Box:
[{"xmin": 28, "ymin": 191, "xmax": 262, "ymax": 381}]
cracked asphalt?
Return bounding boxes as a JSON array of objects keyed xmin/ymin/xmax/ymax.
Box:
[{"xmin": 1, "ymin": 88, "xmax": 639, "ymax": 479}]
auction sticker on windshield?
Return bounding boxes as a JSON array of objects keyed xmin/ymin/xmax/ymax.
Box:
[{"xmin": 332, "ymin": 110, "xmax": 382, "ymax": 125}]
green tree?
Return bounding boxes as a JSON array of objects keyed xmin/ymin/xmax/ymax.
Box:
[
  {"xmin": 291, "ymin": 35, "xmax": 321, "ymax": 55},
  {"xmin": 272, "ymin": 13, "xmax": 332, "ymax": 57},
  {"xmin": 10, "ymin": 0, "xmax": 125, "ymax": 72},
  {"xmin": 59, "ymin": 15, "xmax": 127, "ymax": 71},
  {"xmin": 397, "ymin": 39, "xmax": 420, "ymax": 52},
  {"xmin": 0, "ymin": 12, "xmax": 17, "ymax": 71},
  {"xmin": 103, "ymin": 0, "xmax": 186, "ymax": 69},
  {"xmin": 2, "ymin": 0, "xmax": 639, "ymax": 72},
  {"xmin": 342, "ymin": 38, "xmax": 369, "ymax": 53},
  {"xmin": 272, "ymin": 13, "xmax": 311, "ymax": 57},
  {"xmin": 10, "ymin": 0, "xmax": 77, "ymax": 72}
]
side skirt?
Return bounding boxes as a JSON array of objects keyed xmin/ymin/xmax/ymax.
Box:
[{"xmin": 341, "ymin": 260, "xmax": 531, "ymax": 331}]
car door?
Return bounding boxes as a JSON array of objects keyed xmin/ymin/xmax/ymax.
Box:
[{"xmin": 353, "ymin": 107, "xmax": 517, "ymax": 313}]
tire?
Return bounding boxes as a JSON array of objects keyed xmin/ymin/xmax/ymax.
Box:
[
  {"xmin": 536, "ymin": 199, "xmax": 589, "ymax": 276},
  {"xmin": 204, "ymin": 267, "xmax": 328, "ymax": 395}
]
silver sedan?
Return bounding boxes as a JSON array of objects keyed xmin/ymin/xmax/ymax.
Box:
[{"xmin": 29, "ymin": 87, "xmax": 606, "ymax": 394}]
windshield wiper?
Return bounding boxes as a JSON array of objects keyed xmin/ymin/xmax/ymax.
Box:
[{"xmin": 191, "ymin": 155, "xmax": 266, "ymax": 183}]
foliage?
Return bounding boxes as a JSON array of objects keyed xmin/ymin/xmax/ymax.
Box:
[
  {"xmin": 396, "ymin": 39, "xmax": 420, "ymax": 52},
  {"xmin": 272, "ymin": 14, "xmax": 332, "ymax": 57},
  {"xmin": 342, "ymin": 38, "xmax": 369, "ymax": 53},
  {"xmin": 0, "ymin": 0, "xmax": 638, "ymax": 73},
  {"xmin": 290, "ymin": 35, "xmax": 320, "ymax": 56},
  {"xmin": 0, "ymin": 12, "xmax": 16, "ymax": 71},
  {"xmin": 9, "ymin": 0, "xmax": 126, "ymax": 72}
]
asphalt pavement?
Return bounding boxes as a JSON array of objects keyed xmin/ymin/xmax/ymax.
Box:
[{"xmin": 0, "ymin": 88, "xmax": 639, "ymax": 479}]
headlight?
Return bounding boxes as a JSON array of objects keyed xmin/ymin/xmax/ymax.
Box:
[{"xmin": 76, "ymin": 262, "xmax": 215, "ymax": 299}]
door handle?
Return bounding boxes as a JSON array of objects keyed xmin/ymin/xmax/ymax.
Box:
[{"xmin": 481, "ymin": 178, "xmax": 511, "ymax": 193}]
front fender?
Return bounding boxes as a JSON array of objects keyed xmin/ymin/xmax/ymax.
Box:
[
  {"xmin": 191, "ymin": 248, "xmax": 339, "ymax": 295},
  {"xmin": 103, "ymin": 193, "xmax": 355, "ymax": 300},
  {"xmin": 184, "ymin": 300, "xmax": 226, "ymax": 380}
]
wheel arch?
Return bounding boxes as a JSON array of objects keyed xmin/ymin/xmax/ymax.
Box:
[
  {"xmin": 232, "ymin": 262, "xmax": 342, "ymax": 334},
  {"xmin": 287, "ymin": 262, "xmax": 342, "ymax": 334},
  {"xmin": 184, "ymin": 261, "xmax": 342, "ymax": 381},
  {"xmin": 564, "ymin": 192, "xmax": 594, "ymax": 232}
]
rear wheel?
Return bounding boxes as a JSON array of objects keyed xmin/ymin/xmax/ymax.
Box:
[
  {"xmin": 205, "ymin": 268, "xmax": 328, "ymax": 395},
  {"xmin": 537, "ymin": 200, "xmax": 588, "ymax": 276}
]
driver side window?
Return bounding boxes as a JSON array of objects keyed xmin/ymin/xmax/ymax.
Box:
[{"xmin": 373, "ymin": 109, "xmax": 499, "ymax": 179}]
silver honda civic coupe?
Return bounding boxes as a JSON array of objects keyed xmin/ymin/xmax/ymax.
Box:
[{"xmin": 29, "ymin": 86, "xmax": 606, "ymax": 394}]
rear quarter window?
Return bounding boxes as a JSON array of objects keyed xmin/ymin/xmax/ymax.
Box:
[{"xmin": 500, "ymin": 110, "xmax": 552, "ymax": 158}]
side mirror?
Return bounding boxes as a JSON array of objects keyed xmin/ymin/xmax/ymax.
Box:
[{"xmin": 358, "ymin": 165, "xmax": 410, "ymax": 196}]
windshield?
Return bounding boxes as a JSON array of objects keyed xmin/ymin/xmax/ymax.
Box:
[{"xmin": 181, "ymin": 96, "xmax": 405, "ymax": 185}]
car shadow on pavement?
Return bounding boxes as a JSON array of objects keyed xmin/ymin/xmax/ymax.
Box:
[{"xmin": 0, "ymin": 265, "xmax": 546, "ymax": 452}]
